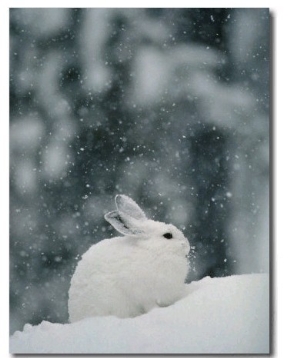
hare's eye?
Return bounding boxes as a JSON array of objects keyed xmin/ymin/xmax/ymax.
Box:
[{"xmin": 163, "ymin": 232, "xmax": 173, "ymax": 239}]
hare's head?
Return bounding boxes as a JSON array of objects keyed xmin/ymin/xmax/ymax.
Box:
[{"xmin": 105, "ymin": 195, "xmax": 190, "ymax": 257}]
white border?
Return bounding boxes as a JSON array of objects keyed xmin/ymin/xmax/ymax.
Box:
[
  {"xmin": 6, "ymin": 0, "xmax": 276, "ymax": 8},
  {"xmin": 1, "ymin": 2, "xmax": 9, "ymax": 357},
  {"xmin": 275, "ymin": 2, "xmax": 300, "ymax": 358}
]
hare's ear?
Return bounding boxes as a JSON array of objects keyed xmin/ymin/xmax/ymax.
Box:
[
  {"xmin": 104, "ymin": 211, "xmax": 143, "ymax": 235},
  {"xmin": 115, "ymin": 195, "xmax": 147, "ymax": 221}
]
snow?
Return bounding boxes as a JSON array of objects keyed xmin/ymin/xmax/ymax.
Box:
[{"xmin": 10, "ymin": 273, "xmax": 269, "ymax": 354}]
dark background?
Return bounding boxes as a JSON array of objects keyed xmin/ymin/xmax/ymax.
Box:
[{"xmin": 10, "ymin": 8, "xmax": 269, "ymax": 334}]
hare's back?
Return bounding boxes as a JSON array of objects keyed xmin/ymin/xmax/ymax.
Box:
[{"xmin": 75, "ymin": 236, "xmax": 140, "ymax": 275}]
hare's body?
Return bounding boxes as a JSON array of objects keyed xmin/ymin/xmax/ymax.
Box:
[{"xmin": 68, "ymin": 195, "xmax": 190, "ymax": 322}]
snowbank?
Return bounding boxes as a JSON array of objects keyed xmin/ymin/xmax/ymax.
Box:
[{"xmin": 10, "ymin": 274, "xmax": 269, "ymax": 354}]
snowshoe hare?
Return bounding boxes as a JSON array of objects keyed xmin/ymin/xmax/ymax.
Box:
[{"xmin": 68, "ymin": 194, "xmax": 190, "ymax": 322}]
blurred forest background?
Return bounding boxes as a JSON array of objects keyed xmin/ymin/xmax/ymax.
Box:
[{"xmin": 10, "ymin": 8, "xmax": 270, "ymax": 334}]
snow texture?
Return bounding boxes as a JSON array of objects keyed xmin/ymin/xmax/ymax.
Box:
[{"xmin": 10, "ymin": 274, "xmax": 269, "ymax": 354}]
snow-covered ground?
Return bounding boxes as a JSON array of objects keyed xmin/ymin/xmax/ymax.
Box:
[{"xmin": 10, "ymin": 273, "xmax": 269, "ymax": 354}]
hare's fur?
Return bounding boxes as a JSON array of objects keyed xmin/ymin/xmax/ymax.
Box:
[{"xmin": 68, "ymin": 195, "xmax": 190, "ymax": 322}]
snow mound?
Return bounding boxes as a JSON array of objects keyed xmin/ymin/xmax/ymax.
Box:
[{"xmin": 10, "ymin": 274, "xmax": 269, "ymax": 354}]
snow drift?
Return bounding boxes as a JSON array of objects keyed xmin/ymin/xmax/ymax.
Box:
[{"xmin": 10, "ymin": 273, "xmax": 269, "ymax": 354}]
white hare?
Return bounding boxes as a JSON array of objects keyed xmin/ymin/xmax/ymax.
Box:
[{"xmin": 68, "ymin": 194, "xmax": 190, "ymax": 322}]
